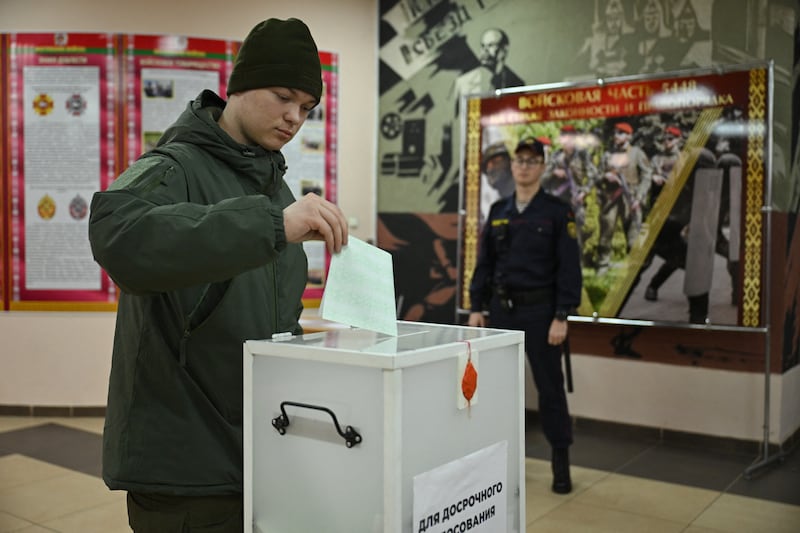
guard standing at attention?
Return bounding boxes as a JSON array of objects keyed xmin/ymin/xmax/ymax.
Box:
[{"xmin": 468, "ymin": 137, "xmax": 582, "ymax": 494}]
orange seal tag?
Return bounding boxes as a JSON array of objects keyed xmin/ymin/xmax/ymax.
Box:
[
  {"xmin": 462, "ymin": 358, "xmax": 477, "ymax": 403},
  {"xmin": 461, "ymin": 341, "xmax": 478, "ymax": 412}
]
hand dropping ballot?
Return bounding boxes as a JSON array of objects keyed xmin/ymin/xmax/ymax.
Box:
[{"xmin": 320, "ymin": 236, "xmax": 398, "ymax": 336}]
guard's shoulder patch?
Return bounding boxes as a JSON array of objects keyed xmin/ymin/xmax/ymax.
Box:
[
  {"xmin": 567, "ymin": 221, "xmax": 577, "ymax": 239},
  {"xmin": 106, "ymin": 157, "xmax": 164, "ymax": 191}
]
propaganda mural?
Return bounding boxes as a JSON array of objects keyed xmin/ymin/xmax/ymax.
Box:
[{"xmin": 377, "ymin": 0, "xmax": 799, "ymax": 367}]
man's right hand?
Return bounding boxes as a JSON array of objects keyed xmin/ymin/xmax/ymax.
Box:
[
  {"xmin": 468, "ymin": 312, "xmax": 486, "ymax": 327},
  {"xmin": 283, "ymin": 193, "xmax": 348, "ymax": 254}
]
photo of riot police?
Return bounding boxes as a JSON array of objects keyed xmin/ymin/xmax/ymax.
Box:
[
  {"xmin": 604, "ymin": 110, "xmax": 744, "ymax": 325},
  {"xmin": 464, "ymin": 104, "xmax": 747, "ymax": 326},
  {"xmin": 478, "ymin": 140, "xmax": 515, "ymax": 228},
  {"xmin": 541, "ymin": 125, "xmax": 599, "ymax": 254}
]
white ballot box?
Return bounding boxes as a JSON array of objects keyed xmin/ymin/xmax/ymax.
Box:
[{"xmin": 243, "ymin": 321, "xmax": 525, "ymax": 533}]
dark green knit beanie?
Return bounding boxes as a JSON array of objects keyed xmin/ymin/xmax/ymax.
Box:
[{"xmin": 227, "ymin": 18, "xmax": 322, "ymax": 103}]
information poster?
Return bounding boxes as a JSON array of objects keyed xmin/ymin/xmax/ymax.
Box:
[
  {"xmin": 116, "ymin": 37, "xmax": 337, "ymax": 307},
  {"xmin": 120, "ymin": 34, "xmax": 235, "ymax": 166},
  {"xmin": 0, "ymin": 35, "xmax": 6, "ymax": 310},
  {"xmin": 1, "ymin": 36, "xmax": 7, "ymax": 309},
  {"xmin": 5, "ymin": 32, "xmax": 118, "ymax": 310},
  {"xmin": 459, "ymin": 66, "xmax": 769, "ymax": 328},
  {"xmin": 281, "ymin": 51, "xmax": 339, "ymax": 305},
  {"xmin": 1, "ymin": 33, "xmax": 339, "ymax": 311}
]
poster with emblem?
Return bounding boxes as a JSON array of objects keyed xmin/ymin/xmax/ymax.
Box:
[
  {"xmin": 120, "ymin": 34, "xmax": 236, "ymax": 164},
  {"xmin": 4, "ymin": 32, "xmax": 119, "ymax": 310},
  {"xmin": 1, "ymin": 34, "xmax": 339, "ymax": 310},
  {"xmin": 121, "ymin": 37, "xmax": 338, "ymax": 306},
  {"xmin": 280, "ymin": 51, "xmax": 339, "ymax": 306},
  {"xmin": 458, "ymin": 65, "xmax": 770, "ymax": 328},
  {"xmin": 1, "ymin": 35, "xmax": 7, "ymax": 310}
]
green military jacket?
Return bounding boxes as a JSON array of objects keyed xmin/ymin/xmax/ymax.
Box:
[{"xmin": 89, "ymin": 90, "xmax": 307, "ymax": 495}]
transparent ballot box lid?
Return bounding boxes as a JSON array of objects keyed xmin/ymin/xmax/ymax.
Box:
[{"xmin": 244, "ymin": 320, "xmax": 523, "ymax": 369}]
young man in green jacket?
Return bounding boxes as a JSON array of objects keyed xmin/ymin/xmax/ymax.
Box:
[{"xmin": 88, "ymin": 18, "xmax": 348, "ymax": 531}]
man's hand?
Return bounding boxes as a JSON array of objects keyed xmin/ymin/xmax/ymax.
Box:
[
  {"xmin": 468, "ymin": 312, "xmax": 486, "ymax": 327},
  {"xmin": 548, "ymin": 319, "xmax": 568, "ymax": 345},
  {"xmin": 283, "ymin": 193, "xmax": 348, "ymax": 254}
]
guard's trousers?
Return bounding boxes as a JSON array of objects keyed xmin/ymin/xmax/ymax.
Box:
[{"xmin": 489, "ymin": 298, "xmax": 573, "ymax": 449}]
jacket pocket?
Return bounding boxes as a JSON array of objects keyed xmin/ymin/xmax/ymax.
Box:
[{"xmin": 179, "ymin": 280, "xmax": 232, "ymax": 366}]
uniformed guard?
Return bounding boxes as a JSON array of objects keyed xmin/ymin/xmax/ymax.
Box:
[{"xmin": 468, "ymin": 137, "xmax": 582, "ymax": 494}]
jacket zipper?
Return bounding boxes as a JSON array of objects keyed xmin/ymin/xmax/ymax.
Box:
[
  {"xmin": 179, "ymin": 328, "xmax": 190, "ymax": 366},
  {"xmin": 178, "ymin": 283, "xmax": 213, "ymax": 367},
  {"xmin": 271, "ymin": 263, "xmax": 279, "ymax": 332}
]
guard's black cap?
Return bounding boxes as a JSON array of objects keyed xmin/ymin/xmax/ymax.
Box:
[{"xmin": 514, "ymin": 137, "xmax": 545, "ymax": 156}]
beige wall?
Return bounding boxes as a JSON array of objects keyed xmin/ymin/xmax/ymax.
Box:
[
  {"xmin": 1, "ymin": 0, "xmax": 798, "ymax": 446},
  {"xmin": 0, "ymin": 0, "xmax": 377, "ymax": 240},
  {"xmin": 0, "ymin": 0, "xmax": 377, "ymax": 404}
]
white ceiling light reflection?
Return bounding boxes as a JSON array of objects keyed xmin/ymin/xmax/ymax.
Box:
[{"xmin": 649, "ymin": 86, "xmax": 718, "ymax": 110}]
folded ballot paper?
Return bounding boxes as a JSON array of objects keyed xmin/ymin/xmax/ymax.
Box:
[{"xmin": 319, "ymin": 236, "xmax": 398, "ymax": 336}]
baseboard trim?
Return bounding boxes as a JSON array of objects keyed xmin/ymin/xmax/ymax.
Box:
[
  {"xmin": 525, "ymin": 409, "xmax": 800, "ymax": 456},
  {"xmin": 2, "ymin": 404, "xmax": 797, "ymax": 455},
  {"xmin": 0, "ymin": 405, "xmax": 106, "ymax": 417}
]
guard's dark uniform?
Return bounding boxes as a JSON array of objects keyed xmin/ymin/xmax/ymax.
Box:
[{"xmin": 469, "ymin": 190, "xmax": 582, "ymax": 448}]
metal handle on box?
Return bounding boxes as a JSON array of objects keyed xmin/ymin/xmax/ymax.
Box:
[{"xmin": 271, "ymin": 401, "xmax": 363, "ymax": 448}]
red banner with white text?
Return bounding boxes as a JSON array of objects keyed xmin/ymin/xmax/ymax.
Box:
[{"xmin": 459, "ymin": 66, "xmax": 769, "ymax": 328}]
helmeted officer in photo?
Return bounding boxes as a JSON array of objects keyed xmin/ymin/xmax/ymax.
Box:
[{"xmin": 468, "ymin": 138, "xmax": 582, "ymax": 494}]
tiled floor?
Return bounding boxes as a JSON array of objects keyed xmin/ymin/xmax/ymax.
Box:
[{"xmin": 0, "ymin": 415, "xmax": 798, "ymax": 532}]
